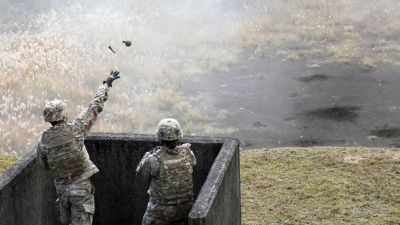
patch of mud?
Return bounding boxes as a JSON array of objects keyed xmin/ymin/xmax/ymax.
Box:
[
  {"xmin": 284, "ymin": 118, "xmax": 296, "ymax": 121},
  {"xmin": 306, "ymin": 106, "xmax": 361, "ymax": 122},
  {"xmin": 298, "ymin": 74, "xmax": 329, "ymax": 83},
  {"xmin": 391, "ymin": 143, "xmax": 400, "ymax": 148},
  {"xmin": 253, "ymin": 122, "xmax": 267, "ymax": 128},
  {"xmin": 358, "ymin": 65, "xmax": 376, "ymax": 73},
  {"xmin": 286, "ymin": 43, "xmax": 312, "ymax": 51},
  {"xmin": 292, "ymin": 139, "xmax": 323, "ymax": 147},
  {"xmin": 371, "ymin": 126, "xmax": 400, "ymax": 138}
]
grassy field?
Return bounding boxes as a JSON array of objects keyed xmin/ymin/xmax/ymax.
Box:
[
  {"xmin": 0, "ymin": 155, "xmax": 19, "ymax": 175},
  {"xmin": 241, "ymin": 147, "xmax": 400, "ymax": 224}
]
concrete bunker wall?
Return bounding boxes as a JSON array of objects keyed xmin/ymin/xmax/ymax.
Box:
[{"xmin": 0, "ymin": 133, "xmax": 240, "ymax": 225}]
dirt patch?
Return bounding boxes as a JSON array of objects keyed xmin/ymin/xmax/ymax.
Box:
[
  {"xmin": 182, "ymin": 44, "xmax": 400, "ymax": 150},
  {"xmin": 252, "ymin": 122, "xmax": 267, "ymax": 128},
  {"xmin": 292, "ymin": 139, "xmax": 324, "ymax": 147},
  {"xmin": 371, "ymin": 126, "xmax": 400, "ymax": 138},
  {"xmin": 391, "ymin": 143, "xmax": 400, "ymax": 148},
  {"xmin": 305, "ymin": 106, "xmax": 361, "ymax": 122},
  {"xmin": 298, "ymin": 74, "xmax": 329, "ymax": 83}
]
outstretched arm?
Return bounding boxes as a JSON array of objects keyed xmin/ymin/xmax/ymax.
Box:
[{"xmin": 75, "ymin": 71, "xmax": 121, "ymax": 134}]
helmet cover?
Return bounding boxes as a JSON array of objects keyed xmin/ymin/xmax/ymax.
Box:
[
  {"xmin": 43, "ymin": 99, "xmax": 68, "ymax": 122},
  {"xmin": 156, "ymin": 118, "xmax": 182, "ymax": 141}
]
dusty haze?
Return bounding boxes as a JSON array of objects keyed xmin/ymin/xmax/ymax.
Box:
[
  {"xmin": 0, "ymin": 0, "xmax": 245, "ymax": 155},
  {"xmin": 2, "ymin": 0, "xmax": 400, "ymax": 154}
]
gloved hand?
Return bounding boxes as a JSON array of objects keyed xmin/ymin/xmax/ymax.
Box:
[{"xmin": 103, "ymin": 70, "xmax": 120, "ymax": 87}]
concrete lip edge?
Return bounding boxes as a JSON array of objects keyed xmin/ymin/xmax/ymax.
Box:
[
  {"xmin": 86, "ymin": 132, "xmax": 235, "ymax": 144},
  {"xmin": 0, "ymin": 149, "xmax": 37, "ymax": 197},
  {"xmin": 189, "ymin": 138, "xmax": 240, "ymax": 219}
]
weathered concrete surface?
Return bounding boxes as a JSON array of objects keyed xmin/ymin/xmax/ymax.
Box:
[
  {"xmin": 0, "ymin": 133, "xmax": 240, "ymax": 225},
  {"xmin": 189, "ymin": 138, "xmax": 241, "ymax": 225},
  {"xmin": 0, "ymin": 148, "xmax": 58, "ymax": 225}
]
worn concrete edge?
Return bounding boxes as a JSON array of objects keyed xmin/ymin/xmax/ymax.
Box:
[
  {"xmin": 86, "ymin": 132, "xmax": 157, "ymax": 142},
  {"xmin": 189, "ymin": 138, "xmax": 240, "ymax": 220},
  {"xmin": 0, "ymin": 148, "xmax": 37, "ymax": 199},
  {"xmin": 86, "ymin": 132, "xmax": 231, "ymax": 145}
]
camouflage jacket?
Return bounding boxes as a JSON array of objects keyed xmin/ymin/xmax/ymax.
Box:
[
  {"xmin": 136, "ymin": 144, "xmax": 196, "ymax": 204},
  {"xmin": 37, "ymin": 84, "xmax": 109, "ymax": 183}
]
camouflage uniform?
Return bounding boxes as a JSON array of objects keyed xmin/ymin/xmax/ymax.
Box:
[
  {"xmin": 136, "ymin": 119, "xmax": 196, "ymax": 225},
  {"xmin": 37, "ymin": 83, "xmax": 109, "ymax": 225}
]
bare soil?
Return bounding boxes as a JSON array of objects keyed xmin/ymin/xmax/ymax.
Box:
[{"xmin": 183, "ymin": 44, "xmax": 400, "ymax": 150}]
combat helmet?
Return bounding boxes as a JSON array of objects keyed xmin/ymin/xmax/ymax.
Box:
[
  {"xmin": 156, "ymin": 118, "xmax": 182, "ymax": 141},
  {"xmin": 43, "ymin": 99, "xmax": 68, "ymax": 122}
]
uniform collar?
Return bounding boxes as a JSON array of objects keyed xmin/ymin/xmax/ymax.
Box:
[
  {"xmin": 49, "ymin": 123, "xmax": 65, "ymax": 131},
  {"xmin": 163, "ymin": 146, "xmax": 179, "ymax": 155}
]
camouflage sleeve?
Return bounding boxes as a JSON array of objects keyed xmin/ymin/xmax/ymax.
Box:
[
  {"xmin": 74, "ymin": 84, "xmax": 109, "ymax": 136},
  {"xmin": 181, "ymin": 143, "xmax": 196, "ymax": 167},
  {"xmin": 136, "ymin": 152, "xmax": 152, "ymax": 183}
]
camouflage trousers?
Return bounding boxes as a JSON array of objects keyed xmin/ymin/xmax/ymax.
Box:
[
  {"xmin": 142, "ymin": 200, "xmax": 193, "ymax": 225},
  {"xmin": 54, "ymin": 178, "xmax": 95, "ymax": 225}
]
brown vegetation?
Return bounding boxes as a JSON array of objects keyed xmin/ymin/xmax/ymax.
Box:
[{"xmin": 241, "ymin": 147, "xmax": 400, "ymax": 224}]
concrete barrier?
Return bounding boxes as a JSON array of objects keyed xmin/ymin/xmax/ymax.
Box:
[{"xmin": 0, "ymin": 133, "xmax": 241, "ymax": 225}]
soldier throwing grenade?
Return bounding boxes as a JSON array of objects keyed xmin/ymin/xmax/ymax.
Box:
[
  {"xmin": 37, "ymin": 71, "xmax": 120, "ymax": 225},
  {"xmin": 136, "ymin": 118, "xmax": 197, "ymax": 225}
]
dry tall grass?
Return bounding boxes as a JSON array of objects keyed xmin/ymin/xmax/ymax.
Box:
[
  {"xmin": 2, "ymin": 0, "xmax": 400, "ymax": 155},
  {"xmin": 235, "ymin": 0, "xmax": 400, "ymax": 65},
  {"xmin": 0, "ymin": 1, "xmax": 241, "ymax": 155}
]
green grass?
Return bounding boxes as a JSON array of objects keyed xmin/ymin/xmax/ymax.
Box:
[
  {"xmin": 0, "ymin": 155, "xmax": 19, "ymax": 175},
  {"xmin": 241, "ymin": 147, "xmax": 400, "ymax": 224}
]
